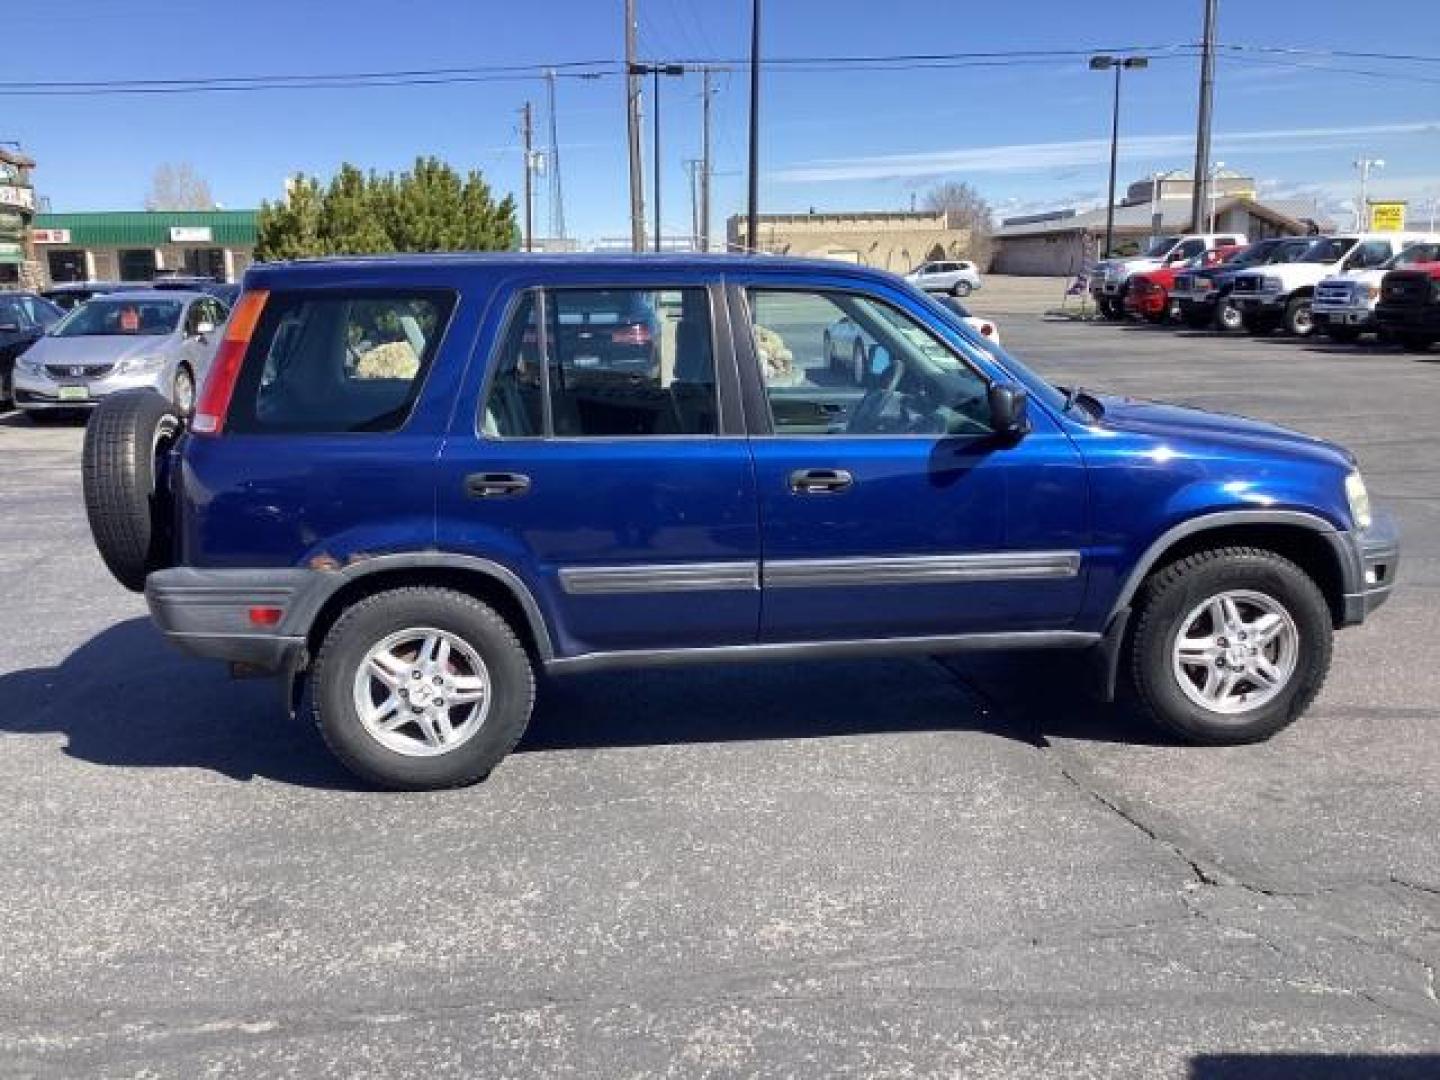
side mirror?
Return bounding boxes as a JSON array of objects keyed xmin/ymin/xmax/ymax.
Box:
[{"xmin": 987, "ymin": 383, "xmax": 1030, "ymax": 437}]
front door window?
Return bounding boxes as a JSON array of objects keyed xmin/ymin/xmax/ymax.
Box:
[{"xmin": 748, "ymin": 289, "xmax": 992, "ymax": 437}]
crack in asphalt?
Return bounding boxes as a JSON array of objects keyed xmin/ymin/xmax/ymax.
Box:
[{"xmin": 932, "ymin": 658, "xmax": 1440, "ymax": 1025}]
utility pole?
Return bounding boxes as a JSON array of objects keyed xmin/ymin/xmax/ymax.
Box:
[
  {"xmin": 624, "ymin": 0, "xmax": 646, "ymax": 251},
  {"xmin": 521, "ymin": 101, "xmax": 535, "ymax": 253},
  {"xmin": 545, "ymin": 69, "xmax": 566, "ymax": 241},
  {"xmin": 746, "ymin": 0, "xmax": 761, "ymax": 253},
  {"xmin": 1189, "ymin": 0, "xmax": 1218, "ymax": 233},
  {"xmin": 684, "ymin": 158, "xmax": 704, "ymax": 249},
  {"xmin": 700, "ymin": 66, "xmax": 713, "ymax": 252}
]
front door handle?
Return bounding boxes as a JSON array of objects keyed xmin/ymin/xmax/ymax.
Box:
[
  {"xmin": 789, "ymin": 468, "xmax": 853, "ymax": 494},
  {"xmin": 465, "ymin": 472, "xmax": 531, "ymax": 499}
]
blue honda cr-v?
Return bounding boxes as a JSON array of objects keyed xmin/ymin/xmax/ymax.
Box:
[{"xmin": 80, "ymin": 254, "xmax": 1398, "ymax": 790}]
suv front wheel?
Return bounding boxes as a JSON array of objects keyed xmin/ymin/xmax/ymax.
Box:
[
  {"xmin": 312, "ymin": 587, "xmax": 536, "ymax": 790},
  {"xmin": 1128, "ymin": 547, "xmax": 1333, "ymax": 744}
]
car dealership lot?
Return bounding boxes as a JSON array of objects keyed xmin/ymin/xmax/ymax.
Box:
[{"xmin": 2, "ymin": 319, "xmax": 1437, "ymax": 1077}]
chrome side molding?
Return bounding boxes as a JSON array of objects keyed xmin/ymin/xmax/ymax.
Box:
[
  {"xmin": 764, "ymin": 551, "xmax": 1081, "ymax": 589},
  {"xmin": 559, "ymin": 561, "xmax": 761, "ymax": 595}
]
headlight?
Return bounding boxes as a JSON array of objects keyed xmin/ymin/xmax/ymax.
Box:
[
  {"xmin": 1345, "ymin": 471, "xmax": 1372, "ymax": 531},
  {"xmin": 1262, "ymin": 276, "xmax": 1284, "ymax": 293},
  {"xmin": 1364, "ymin": 284, "xmax": 1381, "ymax": 300},
  {"xmin": 115, "ymin": 355, "xmax": 166, "ymax": 374},
  {"xmin": 15, "ymin": 352, "xmax": 43, "ymax": 373}
]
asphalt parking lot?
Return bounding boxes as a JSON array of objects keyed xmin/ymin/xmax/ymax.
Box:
[{"xmin": 2, "ymin": 317, "xmax": 1438, "ymax": 1078}]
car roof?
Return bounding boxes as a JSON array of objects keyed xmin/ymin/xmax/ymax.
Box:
[
  {"xmin": 92, "ymin": 290, "xmax": 206, "ymax": 302},
  {"xmin": 246, "ymin": 252, "xmax": 910, "ymax": 290}
]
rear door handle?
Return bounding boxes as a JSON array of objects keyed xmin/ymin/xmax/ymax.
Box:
[
  {"xmin": 465, "ymin": 472, "xmax": 531, "ymax": 499},
  {"xmin": 789, "ymin": 468, "xmax": 853, "ymax": 494}
]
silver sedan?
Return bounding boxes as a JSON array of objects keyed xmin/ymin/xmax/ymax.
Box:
[{"xmin": 13, "ymin": 290, "xmax": 228, "ymax": 418}]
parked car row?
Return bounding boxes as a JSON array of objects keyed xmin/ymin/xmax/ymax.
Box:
[
  {"xmin": 0, "ymin": 285, "xmax": 231, "ymax": 417},
  {"xmin": 1092, "ymin": 232, "xmax": 1440, "ymax": 351}
]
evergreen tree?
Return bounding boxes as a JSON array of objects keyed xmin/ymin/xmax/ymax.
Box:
[{"xmin": 254, "ymin": 158, "xmax": 517, "ymax": 261}]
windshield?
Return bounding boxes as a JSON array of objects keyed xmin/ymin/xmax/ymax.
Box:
[
  {"xmin": 1299, "ymin": 238, "xmax": 1357, "ymax": 264},
  {"xmin": 1266, "ymin": 240, "xmax": 1315, "ymax": 265},
  {"xmin": 51, "ymin": 298, "xmax": 183, "ymax": 338},
  {"xmin": 1143, "ymin": 235, "xmax": 1181, "ymax": 258},
  {"xmin": 1391, "ymin": 243, "xmax": 1440, "ymax": 268}
]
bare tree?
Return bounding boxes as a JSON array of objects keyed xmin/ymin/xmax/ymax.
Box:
[
  {"xmin": 144, "ymin": 163, "xmax": 215, "ymax": 211},
  {"xmin": 923, "ymin": 181, "xmax": 994, "ymax": 268}
]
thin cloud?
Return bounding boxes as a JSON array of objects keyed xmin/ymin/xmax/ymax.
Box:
[{"xmin": 773, "ymin": 120, "xmax": 1440, "ymax": 183}]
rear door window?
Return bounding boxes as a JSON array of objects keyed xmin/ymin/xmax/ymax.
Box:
[
  {"xmin": 227, "ymin": 290, "xmax": 455, "ymax": 434},
  {"xmin": 483, "ymin": 287, "xmax": 718, "ymax": 438}
]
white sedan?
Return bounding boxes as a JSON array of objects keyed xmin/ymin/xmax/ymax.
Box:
[{"xmin": 822, "ymin": 304, "xmax": 1000, "ymax": 385}]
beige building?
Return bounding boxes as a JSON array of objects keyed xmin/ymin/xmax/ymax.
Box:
[
  {"xmin": 726, "ymin": 209, "xmax": 972, "ymax": 273},
  {"xmin": 991, "ymin": 172, "xmax": 1330, "ymax": 277}
]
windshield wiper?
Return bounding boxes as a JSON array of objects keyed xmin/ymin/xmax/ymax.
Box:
[{"xmin": 1061, "ymin": 385, "xmax": 1101, "ymax": 419}]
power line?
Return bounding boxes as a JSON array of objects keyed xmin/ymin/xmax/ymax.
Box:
[
  {"xmin": 1220, "ymin": 53, "xmax": 1440, "ymax": 87},
  {"xmin": 1220, "ymin": 43, "xmax": 1440, "ymax": 65}
]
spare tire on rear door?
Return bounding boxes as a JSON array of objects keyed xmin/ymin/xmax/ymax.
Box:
[{"xmin": 82, "ymin": 390, "xmax": 183, "ymax": 592}]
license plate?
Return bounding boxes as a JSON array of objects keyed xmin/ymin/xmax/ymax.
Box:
[{"xmin": 57, "ymin": 385, "xmax": 90, "ymax": 402}]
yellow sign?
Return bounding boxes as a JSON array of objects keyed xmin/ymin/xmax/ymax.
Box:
[{"xmin": 1369, "ymin": 201, "xmax": 1406, "ymax": 232}]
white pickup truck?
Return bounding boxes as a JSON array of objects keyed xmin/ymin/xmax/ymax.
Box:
[
  {"xmin": 1311, "ymin": 238, "xmax": 1440, "ymax": 342},
  {"xmin": 1090, "ymin": 232, "xmax": 1247, "ymax": 320},
  {"xmin": 1229, "ymin": 233, "xmax": 1435, "ymax": 337}
]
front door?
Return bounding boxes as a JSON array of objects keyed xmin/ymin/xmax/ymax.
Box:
[
  {"xmin": 735, "ymin": 281, "xmax": 1087, "ymax": 643},
  {"xmin": 436, "ymin": 281, "xmax": 759, "ymax": 659}
]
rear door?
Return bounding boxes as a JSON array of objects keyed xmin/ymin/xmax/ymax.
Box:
[
  {"xmin": 435, "ymin": 276, "xmax": 760, "ymax": 658},
  {"xmin": 734, "ymin": 276, "xmax": 1088, "ymax": 643}
]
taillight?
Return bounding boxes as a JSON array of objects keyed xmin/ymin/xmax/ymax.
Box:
[
  {"xmin": 192, "ymin": 289, "xmax": 268, "ymax": 435},
  {"xmin": 611, "ymin": 323, "xmax": 652, "ymax": 346}
]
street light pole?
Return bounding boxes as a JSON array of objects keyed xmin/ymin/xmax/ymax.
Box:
[
  {"xmin": 629, "ymin": 62, "xmax": 686, "ymax": 253},
  {"xmin": 1090, "ymin": 55, "xmax": 1147, "ymax": 259},
  {"xmin": 1353, "ymin": 157, "xmax": 1384, "ymax": 230},
  {"xmin": 746, "ymin": 0, "xmax": 761, "ymax": 253}
]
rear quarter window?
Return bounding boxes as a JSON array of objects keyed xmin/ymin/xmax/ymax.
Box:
[{"xmin": 225, "ymin": 290, "xmax": 456, "ymax": 434}]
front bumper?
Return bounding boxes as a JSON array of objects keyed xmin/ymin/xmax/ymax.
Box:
[
  {"xmin": 1375, "ymin": 304, "xmax": 1440, "ymax": 333},
  {"xmin": 1233, "ymin": 293, "xmax": 1285, "ymax": 314},
  {"xmin": 13, "ymin": 365, "xmax": 171, "ymax": 409},
  {"xmin": 1312, "ymin": 304, "xmax": 1376, "ymax": 328},
  {"xmin": 1339, "ymin": 510, "xmax": 1400, "ymax": 625}
]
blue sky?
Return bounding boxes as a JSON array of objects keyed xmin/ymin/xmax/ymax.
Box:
[{"xmin": 6, "ymin": 0, "xmax": 1440, "ymax": 240}]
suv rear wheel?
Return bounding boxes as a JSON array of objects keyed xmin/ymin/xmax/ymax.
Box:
[
  {"xmin": 311, "ymin": 587, "xmax": 535, "ymax": 790},
  {"xmin": 951, "ymin": 280, "xmax": 973, "ymax": 298},
  {"xmin": 1128, "ymin": 547, "xmax": 1333, "ymax": 744}
]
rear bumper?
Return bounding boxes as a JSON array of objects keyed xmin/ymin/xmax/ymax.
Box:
[
  {"xmin": 145, "ymin": 567, "xmax": 313, "ymax": 671},
  {"xmin": 1339, "ymin": 510, "xmax": 1400, "ymax": 626}
]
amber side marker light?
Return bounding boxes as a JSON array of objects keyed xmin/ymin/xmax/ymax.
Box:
[{"xmin": 192, "ymin": 289, "xmax": 268, "ymax": 435}]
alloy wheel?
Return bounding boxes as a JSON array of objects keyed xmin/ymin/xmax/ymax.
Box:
[
  {"xmin": 1171, "ymin": 590, "xmax": 1299, "ymax": 716},
  {"xmin": 353, "ymin": 627, "xmax": 492, "ymax": 757}
]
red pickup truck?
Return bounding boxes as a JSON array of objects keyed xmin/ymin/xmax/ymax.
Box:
[{"xmin": 1125, "ymin": 245, "xmax": 1245, "ymax": 324}]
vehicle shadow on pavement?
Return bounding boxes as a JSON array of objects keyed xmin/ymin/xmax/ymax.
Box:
[
  {"xmin": 519, "ymin": 650, "xmax": 1171, "ymax": 754},
  {"xmin": 0, "ymin": 619, "xmax": 1171, "ymax": 785},
  {"xmin": 0, "ymin": 617, "xmax": 357, "ymax": 789}
]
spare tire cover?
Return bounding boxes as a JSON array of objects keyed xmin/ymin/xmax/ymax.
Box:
[{"xmin": 82, "ymin": 390, "xmax": 183, "ymax": 592}]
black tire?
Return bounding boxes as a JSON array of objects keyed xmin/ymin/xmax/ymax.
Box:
[
  {"xmin": 81, "ymin": 390, "xmax": 183, "ymax": 592},
  {"xmin": 1098, "ymin": 297, "xmax": 1126, "ymax": 321},
  {"xmin": 1284, "ymin": 295, "xmax": 1315, "ymax": 337},
  {"xmin": 1214, "ymin": 300, "xmax": 1245, "ymax": 333},
  {"xmin": 311, "ymin": 587, "xmax": 535, "ymax": 791},
  {"xmin": 951, "ymin": 280, "xmax": 973, "ymax": 298},
  {"xmin": 1400, "ymin": 334, "xmax": 1435, "ymax": 354},
  {"xmin": 1323, "ymin": 325, "xmax": 1361, "ymax": 345},
  {"xmin": 1128, "ymin": 547, "xmax": 1333, "ymax": 745}
]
